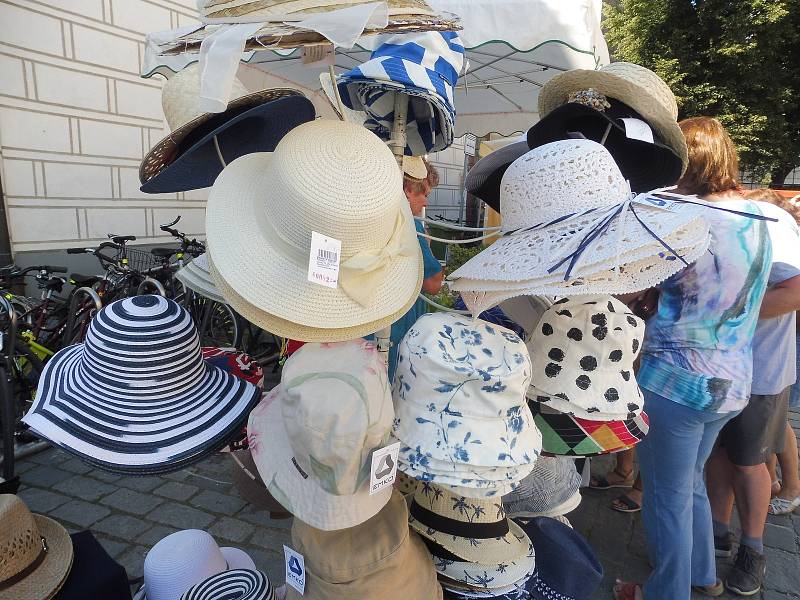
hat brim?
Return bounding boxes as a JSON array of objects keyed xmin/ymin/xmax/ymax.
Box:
[
  {"xmin": 527, "ymin": 103, "xmax": 684, "ymax": 192},
  {"xmin": 248, "ymin": 387, "xmax": 393, "ymax": 531},
  {"xmin": 537, "ymin": 69, "xmax": 687, "ymax": 174},
  {"xmin": 453, "ymin": 235, "xmax": 711, "ymax": 316},
  {"xmin": 176, "ymin": 263, "xmax": 226, "ymax": 305},
  {"xmin": 230, "ymin": 451, "xmax": 291, "ymax": 516},
  {"xmin": 24, "ymin": 345, "xmax": 261, "ymax": 475},
  {"xmin": 428, "ymin": 538, "xmax": 535, "ymax": 591},
  {"xmin": 140, "ymin": 90, "xmax": 313, "ymax": 192},
  {"xmin": 4, "ymin": 515, "xmax": 73, "ymax": 600},
  {"xmin": 529, "ymin": 400, "xmax": 649, "ymax": 457},
  {"xmin": 206, "ymin": 152, "xmax": 423, "ymax": 334},
  {"xmin": 464, "ymin": 141, "xmax": 529, "ymax": 213},
  {"xmin": 397, "ymin": 444, "xmax": 533, "ymax": 482},
  {"xmin": 505, "ymin": 489, "xmax": 582, "ymax": 519}
]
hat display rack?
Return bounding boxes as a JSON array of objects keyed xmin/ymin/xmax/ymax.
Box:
[{"xmin": 5, "ymin": 3, "xmax": 729, "ymax": 600}]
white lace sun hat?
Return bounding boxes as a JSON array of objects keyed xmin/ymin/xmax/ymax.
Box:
[{"xmin": 447, "ymin": 139, "xmax": 710, "ymax": 314}]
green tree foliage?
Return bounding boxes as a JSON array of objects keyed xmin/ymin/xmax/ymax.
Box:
[{"xmin": 604, "ymin": 0, "xmax": 800, "ymax": 184}]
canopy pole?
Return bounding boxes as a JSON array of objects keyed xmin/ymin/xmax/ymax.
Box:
[
  {"xmin": 212, "ymin": 135, "xmax": 227, "ymax": 168},
  {"xmin": 375, "ymin": 94, "xmax": 410, "ymax": 365}
]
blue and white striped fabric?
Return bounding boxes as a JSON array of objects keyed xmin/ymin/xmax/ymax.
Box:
[{"xmin": 338, "ymin": 31, "xmax": 465, "ymax": 155}]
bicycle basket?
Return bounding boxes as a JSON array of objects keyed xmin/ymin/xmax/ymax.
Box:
[{"xmin": 121, "ymin": 248, "xmax": 164, "ymax": 272}]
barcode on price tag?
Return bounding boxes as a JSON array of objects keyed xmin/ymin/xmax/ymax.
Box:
[{"xmin": 307, "ymin": 231, "xmax": 342, "ymax": 289}]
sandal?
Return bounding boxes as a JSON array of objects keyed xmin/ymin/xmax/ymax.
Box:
[
  {"xmin": 613, "ymin": 581, "xmax": 643, "ymax": 600},
  {"xmin": 692, "ymin": 579, "xmax": 724, "ymax": 597},
  {"xmin": 590, "ymin": 467, "xmax": 635, "ymax": 490},
  {"xmin": 768, "ymin": 495, "xmax": 800, "ymax": 515},
  {"xmin": 611, "ymin": 492, "xmax": 642, "ymax": 513}
]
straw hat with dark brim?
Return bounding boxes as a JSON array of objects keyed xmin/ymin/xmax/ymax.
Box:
[
  {"xmin": 537, "ymin": 62, "xmax": 687, "ymax": 173},
  {"xmin": 0, "ymin": 495, "xmax": 73, "ymax": 600},
  {"xmin": 139, "ymin": 63, "xmax": 314, "ymax": 194}
]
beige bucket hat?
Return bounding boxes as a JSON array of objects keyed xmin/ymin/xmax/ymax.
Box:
[
  {"xmin": 287, "ymin": 489, "xmax": 442, "ymax": 600},
  {"xmin": 206, "ymin": 120, "xmax": 423, "ymax": 341},
  {"xmin": 538, "ymin": 62, "xmax": 688, "ymax": 173},
  {"xmin": 408, "ymin": 482, "xmax": 531, "ymax": 565},
  {"xmin": 0, "ymin": 494, "xmax": 73, "ymax": 600},
  {"xmin": 139, "ymin": 63, "xmax": 306, "ymax": 190},
  {"xmin": 248, "ymin": 340, "xmax": 396, "ymax": 531}
]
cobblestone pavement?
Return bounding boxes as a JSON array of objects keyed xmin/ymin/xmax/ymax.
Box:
[{"xmin": 12, "ymin": 409, "xmax": 800, "ymax": 599}]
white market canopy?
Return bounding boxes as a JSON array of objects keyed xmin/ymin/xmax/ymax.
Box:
[{"xmin": 142, "ymin": 0, "xmax": 609, "ymax": 137}]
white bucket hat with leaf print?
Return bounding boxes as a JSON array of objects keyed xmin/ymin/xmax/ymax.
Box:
[{"xmin": 392, "ymin": 312, "xmax": 541, "ymax": 470}]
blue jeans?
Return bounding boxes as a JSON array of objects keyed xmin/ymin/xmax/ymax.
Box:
[{"xmin": 637, "ymin": 390, "xmax": 740, "ymax": 600}]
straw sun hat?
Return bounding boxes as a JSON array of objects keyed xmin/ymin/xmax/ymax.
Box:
[
  {"xmin": 198, "ymin": 0, "xmax": 439, "ymax": 23},
  {"xmin": 538, "ymin": 61, "xmax": 688, "ymax": 173},
  {"xmin": 0, "ymin": 494, "xmax": 73, "ymax": 600},
  {"xmin": 139, "ymin": 63, "xmax": 315, "ymax": 194},
  {"xmin": 206, "ymin": 119, "xmax": 423, "ymax": 342}
]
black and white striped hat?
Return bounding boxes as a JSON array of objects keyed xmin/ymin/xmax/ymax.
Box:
[
  {"xmin": 23, "ymin": 295, "xmax": 261, "ymax": 474},
  {"xmin": 180, "ymin": 569, "xmax": 275, "ymax": 600}
]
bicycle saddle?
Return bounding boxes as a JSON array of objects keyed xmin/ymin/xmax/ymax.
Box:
[
  {"xmin": 150, "ymin": 247, "xmax": 177, "ymax": 258},
  {"xmin": 110, "ymin": 235, "xmax": 136, "ymax": 244},
  {"xmin": 69, "ymin": 273, "xmax": 101, "ymax": 286}
]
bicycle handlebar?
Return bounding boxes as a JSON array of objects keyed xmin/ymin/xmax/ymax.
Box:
[{"xmin": 21, "ymin": 265, "xmax": 68, "ymax": 274}]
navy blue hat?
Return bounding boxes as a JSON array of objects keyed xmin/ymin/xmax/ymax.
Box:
[
  {"xmin": 140, "ymin": 93, "xmax": 316, "ymax": 194},
  {"xmin": 55, "ymin": 531, "xmax": 131, "ymax": 600},
  {"xmin": 443, "ymin": 517, "xmax": 602, "ymax": 600}
]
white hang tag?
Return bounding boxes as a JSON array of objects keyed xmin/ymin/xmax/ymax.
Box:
[
  {"xmin": 369, "ymin": 441, "xmax": 400, "ymax": 495},
  {"xmin": 621, "ymin": 118, "xmax": 655, "ymax": 144},
  {"xmin": 307, "ymin": 231, "xmax": 341, "ymax": 289},
  {"xmin": 633, "ymin": 194, "xmax": 682, "ymax": 213},
  {"xmin": 283, "ymin": 545, "xmax": 306, "ymax": 595}
]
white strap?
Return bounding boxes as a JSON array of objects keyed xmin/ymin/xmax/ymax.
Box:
[{"xmin": 198, "ymin": 22, "xmax": 263, "ymax": 112}]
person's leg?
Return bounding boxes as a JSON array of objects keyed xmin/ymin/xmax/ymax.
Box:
[
  {"xmin": 707, "ymin": 444, "xmax": 736, "ymax": 541},
  {"xmin": 766, "ymin": 453, "xmax": 780, "ymax": 496},
  {"xmin": 590, "ymin": 448, "xmax": 635, "ymax": 489},
  {"xmin": 691, "ymin": 410, "xmax": 740, "ymax": 587},
  {"xmin": 775, "ymin": 421, "xmax": 800, "ymax": 500},
  {"xmin": 637, "ymin": 391, "xmax": 708, "ymax": 600}
]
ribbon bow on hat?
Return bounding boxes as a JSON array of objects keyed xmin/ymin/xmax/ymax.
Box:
[{"xmin": 340, "ymin": 209, "xmax": 419, "ymax": 307}]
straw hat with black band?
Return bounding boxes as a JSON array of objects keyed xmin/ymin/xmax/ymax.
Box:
[{"xmin": 0, "ymin": 494, "xmax": 73, "ymax": 600}]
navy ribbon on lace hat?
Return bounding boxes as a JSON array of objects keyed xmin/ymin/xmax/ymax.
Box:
[{"xmin": 501, "ymin": 189, "xmax": 777, "ymax": 282}]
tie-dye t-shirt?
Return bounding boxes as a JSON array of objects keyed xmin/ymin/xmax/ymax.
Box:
[{"xmin": 638, "ymin": 199, "xmax": 772, "ymax": 413}]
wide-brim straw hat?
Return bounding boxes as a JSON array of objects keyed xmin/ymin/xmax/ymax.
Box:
[
  {"xmin": 199, "ymin": 0, "xmax": 439, "ymax": 22},
  {"xmin": 23, "ymin": 296, "xmax": 261, "ymax": 475},
  {"xmin": 176, "ymin": 254, "xmax": 226, "ymax": 304},
  {"xmin": 206, "ymin": 120, "xmax": 423, "ymax": 341},
  {"xmin": 287, "ymin": 490, "xmax": 442, "ymax": 600},
  {"xmin": 139, "ymin": 63, "xmax": 313, "ymax": 193},
  {"xmin": 408, "ymin": 482, "xmax": 531, "ymax": 565},
  {"xmin": 180, "ymin": 569, "xmax": 275, "ymax": 600},
  {"xmin": 538, "ymin": 62, "xmax": 687, "ymax": 173},
  {"xmin": 529, "ymin": 400, "xmax": 649, "ymax": 457},
  {"xmin": 0, "ymin": 495, "xmax": 73, "ymax": 600}
]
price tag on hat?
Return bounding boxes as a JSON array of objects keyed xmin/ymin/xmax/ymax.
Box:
[
  {"xmin": 283, "ymin": 545, "xmax": 306, "ymax": 595},
  {"xmin": 307, "ymin": 231, "xmax": 341, "ymax": 289},
  {"xmin": 621, "ymin": 118, "xmax": 655, "ymax": 144},
  {"xmin": 633, "ymin": 194, "xmax": 683, "ymax": 213},
  {"xmin": 370, "ymin": 441, "xmax": 400, "ymax": 495}
]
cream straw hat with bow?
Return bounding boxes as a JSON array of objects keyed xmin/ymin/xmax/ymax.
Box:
[{"xmin": 206, "ymin": 119, "xmax": 423, "ymax": 341}]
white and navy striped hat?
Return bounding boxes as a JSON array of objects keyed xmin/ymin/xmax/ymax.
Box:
[
  {"xmin": 338, "ymin": 31, "xmax": 465, "ymax": 155},
  {"xmin": 23, "ymin": 295, "xmax": 261, "ymax": 474},
  {"xmin": 181, "ymin": 569, "xmax": 275, "ymax": 600}
]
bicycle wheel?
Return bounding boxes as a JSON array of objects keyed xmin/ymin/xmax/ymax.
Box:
[{"xmin": 194, "ymin": 298, "xmax": 242, "ymax": 348}]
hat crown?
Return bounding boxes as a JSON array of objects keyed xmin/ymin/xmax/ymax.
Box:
[
  {"xmin": 261, "ymin": 120, "xmax": 405, "ymax": 261},
  {"xmin": 600, "ymin": 62, "xmax": 678, "ymax": 119},
  {"xmin": 80, "ymin": 295, "xmax": 206, "ymax": 399},
  {"xmin": 162, "ymin": 63, "xmax": 250, "ymax": 132},
  {"xmin": 500, "ymin": 139, "xmax": 629, "ymax": 232},
  {"xmin": 144, "ymin": 530, "xmax": 228, "ymax": 600},
  {"xmin": 528, "ymin": 296, "xmax": 644, "ymax": 419},
  {"xmin": 280, "ymin": 340, "xmax": 394, "ymax": 496},
  {"xmin": 0, "ymin": 495, "xmax": 43, "ymax": 583},
  {"xmin": 392, "ymin": 312, "xmax": 540, "ymax": 466}
]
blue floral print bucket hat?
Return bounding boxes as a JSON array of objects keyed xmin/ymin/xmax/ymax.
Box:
[{"xmin": 392, "ymin": 312, "xmax": 542, "ymax": 469}]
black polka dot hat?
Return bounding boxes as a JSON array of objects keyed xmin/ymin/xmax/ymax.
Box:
[
  {"xmin": 526, "ymin": 296, "xmax": 644, "ymax": 421},
  {"xmin": 23, "ymin": 295, "xmax": 262, "ymax": 474}
]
